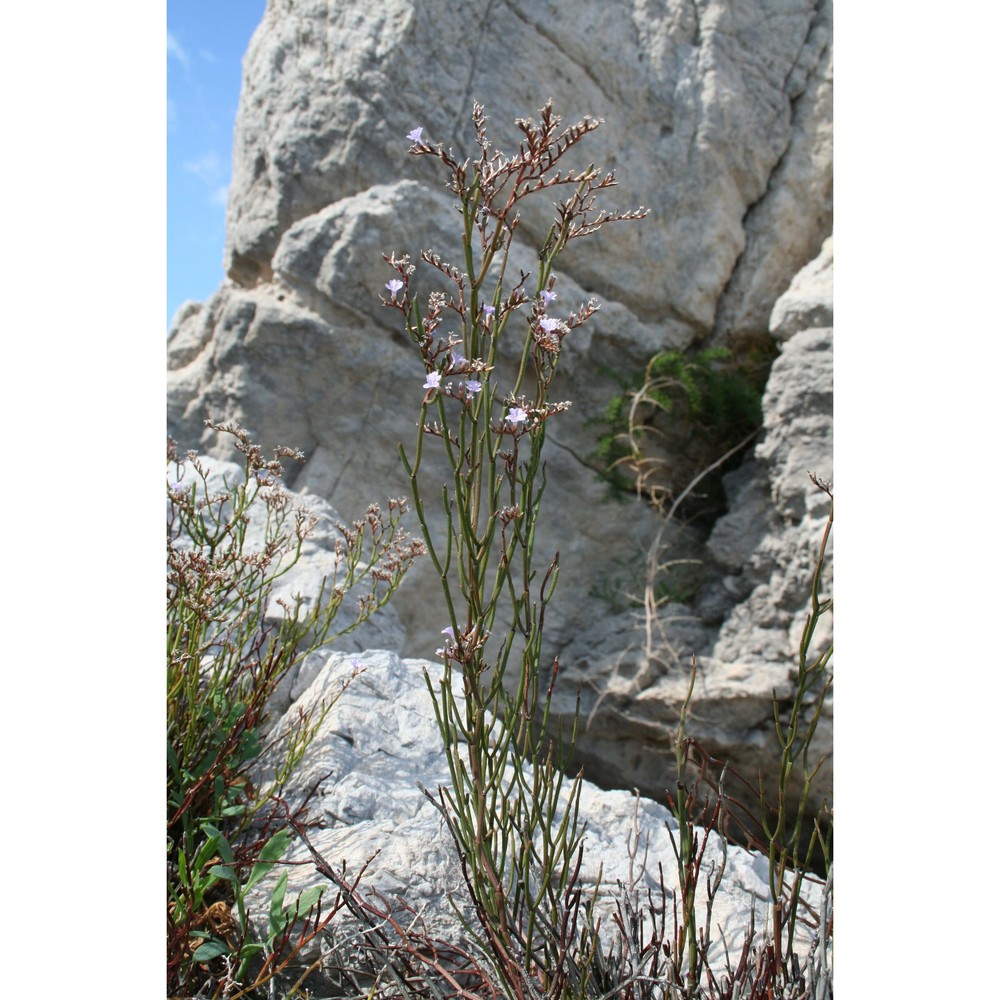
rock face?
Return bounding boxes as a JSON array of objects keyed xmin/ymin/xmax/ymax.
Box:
[
  {"xmin": 168, "ymin": 0, "xmax": 833, "ymax": 832},
  {"xmin": 221, "ymin": 0, "xmax": 832, "ymax": 335},
  {"xmin": 549, "ymin": 242, "xmax": 833, "ymax": 824},
  {"xmin": 769, "ymin": 235, "xmax": 833, "ymax": 341},
  {"xmin": 245, "ymin": 649, "xmax": 826, "ymax": 988}
]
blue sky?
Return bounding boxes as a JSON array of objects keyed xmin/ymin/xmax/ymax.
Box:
[{"xmin": 167, "ymin": 1, "xmax": 267, "ymax": 329}]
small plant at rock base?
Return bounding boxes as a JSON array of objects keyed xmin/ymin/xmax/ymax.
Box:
[{"xmin": 166, "ymin": 421, "xmax": 423, "ymax": 997}]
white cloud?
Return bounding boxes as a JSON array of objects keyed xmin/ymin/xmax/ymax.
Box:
[
  {"xmin": 166, "ymin": 32, "xmax": 189, "ymax": 71},
  {"xmin": 181, "ymin": 154, "xmax": 230, "ymax": 209},
  {"xmin": 199, "ymin": 48, "xmax": 217, "ymax": 63},
  {"xmin": 183, "ymin": 151, "xmax": 222, "ymax": 184}
]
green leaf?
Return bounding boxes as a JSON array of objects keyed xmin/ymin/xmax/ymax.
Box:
[
  {"xmin": 201, "ymin": 823, "xmax": 234, "ymax": 863},
  {"xmin": 268, "ymin": 870, "xmax": 289, "ymax": 937},
  {"xmin": 177, "ymin": 848, "xmax": 189, "ymax": 889},
  {"xmin": 238, "ymin": 728, "xmax": 262, "ymax": 761},
  {"xmin": 193, "ymin": 832, "xmax": 221, "ymax": 872},
  {"xmin": 191, "ymin": 939, "xmax": 230, "ymax": 962},
  {"xmin": 290, "ymin": 884, "xmax": 324, "ymax": 920},
  {"xmin": 207, "ymin": 864, "xmax": 239, "ymax": 885},
  {"xmin": 245, "ymin": 828, "xmax": 291, "ymax": 891},
  {"xmin": 261, "ymin": 828, "xmax": 292, "ymax": 862}
]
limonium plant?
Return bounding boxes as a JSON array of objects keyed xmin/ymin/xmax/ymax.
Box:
[{"xmin": 383, "ymin": 100, "xmax": 648, "ymax": 993}]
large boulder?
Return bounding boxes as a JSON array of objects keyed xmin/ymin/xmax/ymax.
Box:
[
  {"xmin": 221, "ymin": 0, "xmax": 832, "ymax": 335},
  {"xmin": 245, "ymin": 649, "xmax": 827, "ymax": 990}
]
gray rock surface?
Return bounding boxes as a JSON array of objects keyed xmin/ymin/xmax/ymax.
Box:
[
  {"xmin": 553, "ymin": 244, "xmax": 833, "ymax": 822},
  {"xmin": 770, "ymin": 235, "xmax": 833, "ymax": 341},
  {"xmin": 246, "ymin": 649, "xmax": 826, "ymax": 984},
  {"xmin": 223, "ymin": 0, "xmax": 832, "ymax": 336},
  {"xmin": 167, "ymin": 0, "xmax": 833, "ymax": 845},
  {"xmin": 710, "ymin": 1, "xmax": 833, "ymax": 341}
]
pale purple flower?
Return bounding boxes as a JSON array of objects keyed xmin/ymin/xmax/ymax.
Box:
[
  {"xmin": 539, "ymin": 317, "xmax": 560, "ymax": 333},
  {"xmin": 441, "ymin": 626, "xmax": 455, "ymax": 640},
  {"xmin": 424, "ymin": 371, "xmax": 441, "ymax": 389},
  {"xmin": 407, "ymin": 127, "xmax": 424, "ymax": 143},
  {"xmin": 541, "ymin": 289, "xmax": 557, "ymax": 306},
  {"xmin": 385, "ymin": 278, "xmax": 404, "ymax": 300},
  {"xmin": 481, "ymin": 304, "xmax": 495, "ymax": 317},
  {"xmin": 450, "ymin": 350, "xmax": 468, "ymax": 368},
  {"xmin": 465, "ymin": 380, "xmax": 483, "ymax": 395},
  {"xmin": 507, "ymin": 406, "xmax": 529, "ymax": 426}
]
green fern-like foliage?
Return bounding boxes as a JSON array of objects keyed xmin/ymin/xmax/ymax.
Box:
[
  {"xmin": 592, "ymin": 345, "xmax": 773, "ymax": 522},
  {"xmin": 642, "ymin": 347, "xmax": 762, "ymax": 436}
]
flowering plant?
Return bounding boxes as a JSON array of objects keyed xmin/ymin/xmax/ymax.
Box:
[
  {"xmin": 166, "ymin": 422, "xmax": 423, "ymax": 995},
  {"xmin": 383, "ymin": 100, "xmax": 647, "ymax": 991}
]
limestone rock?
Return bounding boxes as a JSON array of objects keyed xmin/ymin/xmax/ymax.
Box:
[
  {"xmin": 223, "ymin": 0, "xmax": 832, "ymax": 334},
  {"xmin": 550, "ymin": 243, "xmax": 833, "ymax": 824},
  {"xmin": 245, "ymin": 649, "xmax": 826, "ymax": 987},
  {"xmin": 711, "ymin": 0, "xmax": 833, "ymax": 341},
  {"xmin": 770, "ymin": 235, "xmax": 834, "ymax": 341}
]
